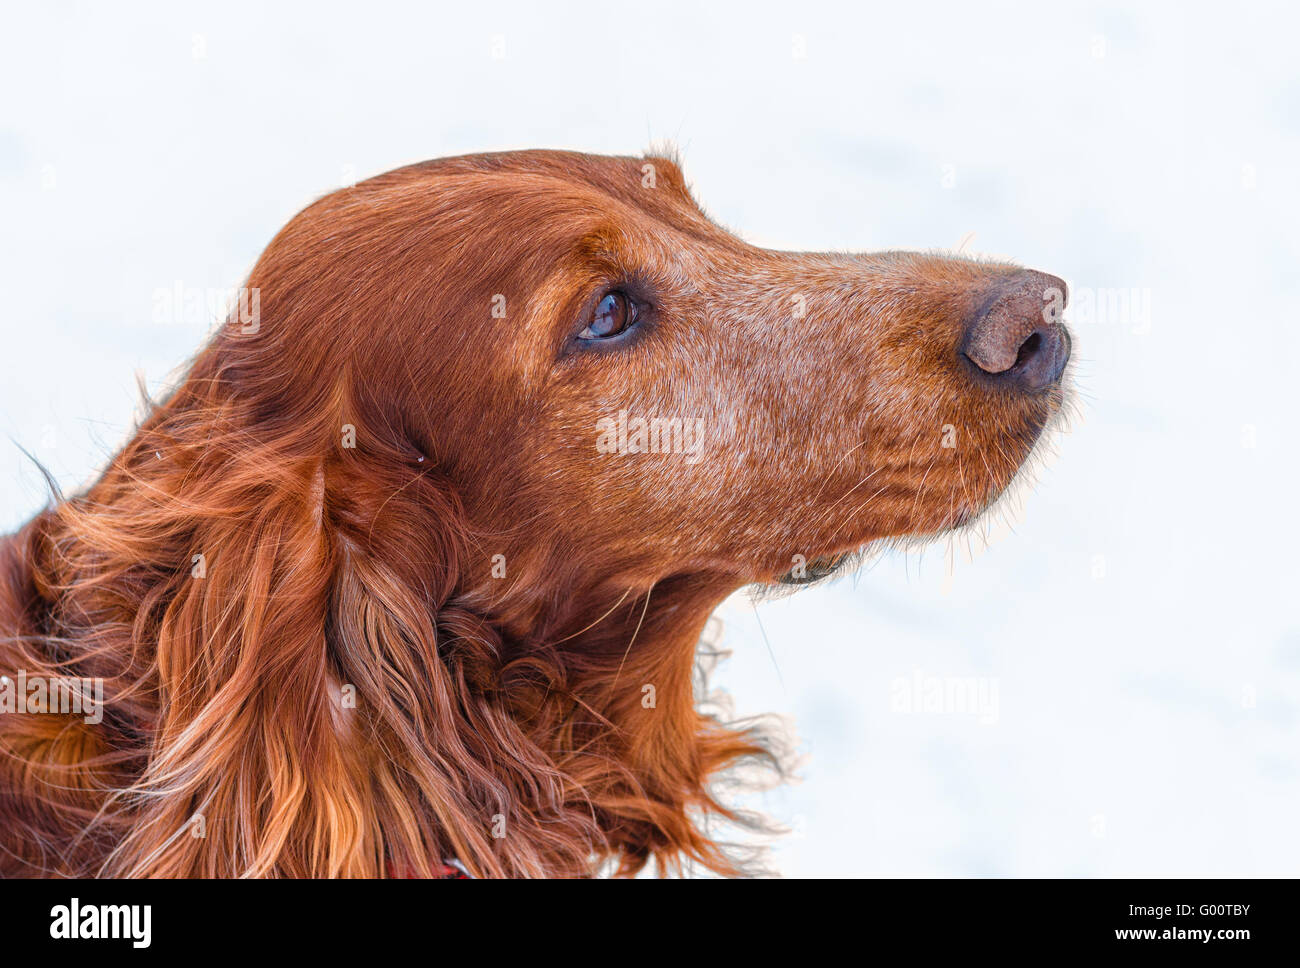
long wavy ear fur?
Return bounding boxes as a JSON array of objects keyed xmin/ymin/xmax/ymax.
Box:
[{"xmin": 0, "ymin": 360, "xmax": 784, "ymax": 877}]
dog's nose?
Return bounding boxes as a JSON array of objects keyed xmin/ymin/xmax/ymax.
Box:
[{"xmin": 962, "ymin": 270, "xmax": 1071, "ymax": 390}]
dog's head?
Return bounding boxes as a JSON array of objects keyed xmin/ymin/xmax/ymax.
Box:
[
  {"xmin": 8, "ymin": 149, "xmax": 1071, "ymax": 879},
  {"xmin": 236, "ymin": 149, "xmax": 1070, "ymax": 603}
]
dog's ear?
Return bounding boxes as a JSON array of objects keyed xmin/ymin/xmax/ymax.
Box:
[
  {"xmin": 94, "ymin": 409, "xmax": 508, "ymax": 876},
  {"xmin": 91, "ymin": 432, "xmax": 377, "ymax": 876},
  {"xmin": 107, "ymin": 405, "xmax": 615, "ymax": 876}
]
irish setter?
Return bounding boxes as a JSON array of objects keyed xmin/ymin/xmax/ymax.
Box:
[{"xmin": 0, "ymin": 150, "xmax": 1070, "ymax": 877}]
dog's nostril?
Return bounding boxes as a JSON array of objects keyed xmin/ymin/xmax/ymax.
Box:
[
  {"xmin": 1013, "ymin": 331, "xmax": 1041, "ymax": 369},
  {"xmin": 962, "ymin": 270, "xmax": 1071, "ymax": 391}
]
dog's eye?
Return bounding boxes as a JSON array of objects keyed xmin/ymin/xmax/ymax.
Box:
[{"xmin": 579, "ymin": 292, "xmax": 636, "ymax": 340}]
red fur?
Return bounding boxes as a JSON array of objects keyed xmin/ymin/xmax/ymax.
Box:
[{"xmin": 0, "ymin": 150, "xmax": 1067, "ymax": 877}]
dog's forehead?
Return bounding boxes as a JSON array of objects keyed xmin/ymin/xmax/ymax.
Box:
[
  {"xmin": 402, "ymin": 149, "xmax": 705, "ymax": 224},
  {"xmin": 445, "ymin": 148, "xmax": 685, "ymax": 190}
]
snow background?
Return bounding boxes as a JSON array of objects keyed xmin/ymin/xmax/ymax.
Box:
[{"xmin": 1, "ymin": 0, "xmax": 1297, "ymax": 876}]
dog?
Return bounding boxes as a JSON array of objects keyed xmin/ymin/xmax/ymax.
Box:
[{"xmin": 0, "ymin": 150, "xmax": 1071, "ymax": 877}]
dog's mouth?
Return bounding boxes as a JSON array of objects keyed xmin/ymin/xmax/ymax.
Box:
[
  {"xmin": 766, "ymin": 362, "xmax": 1074, "ymax": 592},
  {"xmin": 770, "ymin": 415, "xmax": 1067, "ymax": 589}
]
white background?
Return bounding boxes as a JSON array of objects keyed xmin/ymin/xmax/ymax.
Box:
[{"xmin": 2, "ymin": 1, "xmax": 1297, "ymax": 876}]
